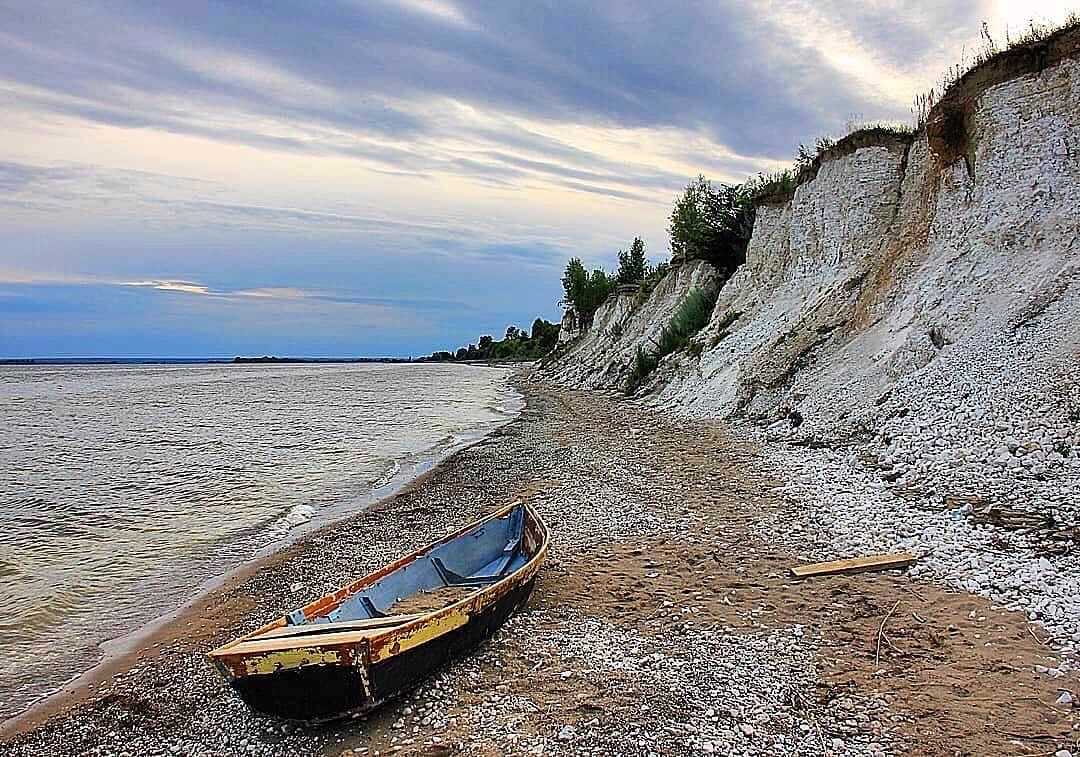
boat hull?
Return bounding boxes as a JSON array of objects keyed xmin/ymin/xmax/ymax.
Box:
[
  {"xmin": 209, "ymin": 501, "xmax": 548, "ymax": 723},
  {"xmin": 227, "ymin": 575, "xmax": 537, "ymax": 722},
  {"xmin": 368, "ymin": 575, "xmax": 536, "ymax": 706}
]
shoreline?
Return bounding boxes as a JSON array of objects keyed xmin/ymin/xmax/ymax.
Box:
[
  {"xmin": 5, "ymin": 374, "xmax": 1077, "ymax": 756},
  {"xmin": 1, "ymin": 460, "xmax": 451, "ymax": 738},
  {"xmin": 0, "ymin": 368, "xmax": 524, "ymax": 739},
  {"xmin": 0, "ymin": 460, "xmax": 440, "ymax": 739}
]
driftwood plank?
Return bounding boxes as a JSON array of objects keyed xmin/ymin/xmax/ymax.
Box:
[{"xmin": 789, "ymin": 552, "xmax": 917, "ymax": 578}]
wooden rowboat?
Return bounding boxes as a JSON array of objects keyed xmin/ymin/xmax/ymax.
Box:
[{"xmin": 208, "ymin": 501, "xmax": 548, "ymax": 722}]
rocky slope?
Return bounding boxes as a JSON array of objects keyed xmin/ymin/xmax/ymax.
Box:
[
  {"xmin": 546, "ymin": 30, "xmax": 1080, "ymax": 635},
  {"xmin": 548, "ymin": 258, "xmax": 720, "ymax": 389}
]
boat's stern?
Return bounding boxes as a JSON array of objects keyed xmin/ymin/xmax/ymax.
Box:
[{"xmin": 210, "ymin": 641, "xmax": 376, "ymax": 722}]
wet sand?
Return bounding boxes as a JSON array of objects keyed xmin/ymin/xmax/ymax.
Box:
[{"xmin": 3, "ymin": 373, "xmax": 1077, "ymax": 755}]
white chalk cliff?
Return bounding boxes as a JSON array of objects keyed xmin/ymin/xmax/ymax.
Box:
[{"xmin": 547, "ymin": 36, "xmax": 1080, "ymax": 522}]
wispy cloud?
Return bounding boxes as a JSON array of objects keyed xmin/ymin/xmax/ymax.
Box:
[
  {"xmin": 0, "ymin": 158, "xmax": 584, "ymax": 269},
  {"xmin": 120, "ymin": 280, "xmax": 214, "ymax": 295},
  {"xmin": 391, "ymin": 0, "xmax": 475, "ymax": 28},
  {"xmin": 230, "ymin": 287, "xmax": 309, "ymax": 299},
  {"xmin": 0, "ymin": 270, "xmax": 480, "ymax": 314}
]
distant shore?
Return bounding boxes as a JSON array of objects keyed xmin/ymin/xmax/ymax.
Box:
[
  {"xmin": 0, "ymin": 356, "xmax": 535, "ymax": 366},
  {"xmin": 0, "ymin": 357, "xmax": 234, "ymax": 365},
  {"xmin": 0, "ymin": 356, "xmax": 407, "ymax": 366},
  {"xmin": 232, "ymin": 356, "xmax": 411, "ymax": 364}
]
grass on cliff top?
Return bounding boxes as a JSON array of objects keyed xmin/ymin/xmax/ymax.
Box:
[
  {"xmin": 914, "ymin": 15, "xmax": 1080, "ymax": 126},
  {"xmin": 746, "ymin": 170, "xmax": 798, "ymax": 205},
  {"xmin": 746, "ymin": 15, "xmax": 1079, "ymax": 206},
  {"xmin": 747, "ymin": 123, "xmax": 916, "ymax": 205},
  {"xmin": 626, "ymin": 287, "xmax": 718, "ymax": 394}
]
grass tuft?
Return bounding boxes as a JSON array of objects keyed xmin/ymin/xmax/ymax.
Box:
[
  {"xmin": 745, "ymin": 170, "xmax": 799, "ymax": 204},
  {"xmin": 625, "ymin": 287, "xmax": 719, "ymax": 393},
  {"xmin": 627, "ymin": 345, "xmax": 659, "ymax": 392},
  {"xmin": 656, "ymin": 287, "xmax": 718, "ymax": 356}
]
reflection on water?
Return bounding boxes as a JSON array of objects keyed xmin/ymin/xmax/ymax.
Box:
[{"xmin": 0, "ymin": 362, "xmax": 517, "ymax": 718}]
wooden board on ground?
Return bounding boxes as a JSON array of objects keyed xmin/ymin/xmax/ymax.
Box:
[{"xmin": 790, "ymin": 552, "xmax": 917, "ymax": 578}]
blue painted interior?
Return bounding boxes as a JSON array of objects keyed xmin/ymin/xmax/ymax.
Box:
[{"xmin": 290, "ymin": 505, "xmax": 528, "ymax": 625}]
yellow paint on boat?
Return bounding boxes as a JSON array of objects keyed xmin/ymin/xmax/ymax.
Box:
[
  {"xmin": 370, "ymin": 608, "xmax": 469, "ymax": 662},
  {"xmin": 244, "ymin": 647, "xmax": 342, "ymax": 675}
]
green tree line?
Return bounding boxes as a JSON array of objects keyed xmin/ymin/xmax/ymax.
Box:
[{"xmin": 425, "ymin": 319, "xmax": 560, "ymax": 362}]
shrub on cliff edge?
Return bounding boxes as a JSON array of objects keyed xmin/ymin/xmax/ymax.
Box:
[
  {"xmin": 668, "ymin": 176, "xmax": 754, "ymax": 278},
  {"xmin": 561, "ymin": 257, "xmax": 615, "ymax": 320}
]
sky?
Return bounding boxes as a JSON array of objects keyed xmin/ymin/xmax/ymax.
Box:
[{"xmin": 1, "ymin": 0, "xmax": 1075, "ymax": 357}]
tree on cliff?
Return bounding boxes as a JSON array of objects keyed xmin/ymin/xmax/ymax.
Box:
[
  {"xmin": 561, "ymin": 258, "xmax": 614, "ymax": 319},
  {"xmin": 616, "ymin": 237, "xmax": 649, "ymax": 284},
  {"xmin": 587, "ymin": 269, "xmax": 614, "ymax": 310},
  {"xmin": 530, "ymin": 317, "xmax": 560, "ymax": 355},
  {"xmin": 668, "ymin": 175, "xmax": 754, "ymax": 277},
  {"xmin": 561, "ymin": 258, "xmax": 589, "ymax": 310}
]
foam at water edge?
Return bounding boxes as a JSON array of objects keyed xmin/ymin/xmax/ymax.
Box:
[
  {"xmin": 266, "ymin": 503, "xmax": 316, "ymax": 540},
  {"xmin": 370, "ymin": 460, "xmax": 401, "ymax": 490}
]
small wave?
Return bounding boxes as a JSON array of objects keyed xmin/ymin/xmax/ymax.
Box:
[
  {"xmin": 265, "ymin": 503, "xmax": 316, "ymax": 539},
  {"xmin": 0, "ymin": 558, "xmax": 21, "ymax": 580},
  {"xmin": 370, "ymin": 461, "xmax": 401, "ymax": 490}
]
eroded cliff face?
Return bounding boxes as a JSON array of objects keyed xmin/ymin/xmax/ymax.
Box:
[{"xmin": 549, "ymin": 51, "xmax": 1080, "ymax": 518}]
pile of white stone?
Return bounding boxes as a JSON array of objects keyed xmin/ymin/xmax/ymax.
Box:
[
  {"xmin": 857, "ymin": 298, "xmax": 1080, "ymax": 522},
  {"xmin": 750, "ymin": 432, "xmax": 1080, "ymax": 648}
]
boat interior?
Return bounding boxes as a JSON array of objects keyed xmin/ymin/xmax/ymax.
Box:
[{"xmin": 272, "ymin": 504, "xmax": 531, "ymax": 638}]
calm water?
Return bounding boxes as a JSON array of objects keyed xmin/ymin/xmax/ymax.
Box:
[{"xmin": 0, "ymin": 362, "xmax": 519, "ymax": 719}]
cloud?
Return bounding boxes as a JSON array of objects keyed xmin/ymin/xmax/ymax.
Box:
[
  {"xmin": 0, "ymin": 159, "xmax": 213, "ymax": 203},
  {"xmin": 0, "ymin": 158, "xmax": 584, "ymax": 271},
  {"xmin": 0, "ymin": 0, "xmax": 976, "ymax": 187},
  {"xmin": 391, "ymin": 0, "xmax": 475, "ymax": 28},
  {"xmin": 120, "ymin": 280, "xmax": 213, "ymax": 295},
  {"xmin": 0, "ymin": 281, "xmax": 436, "ymax": 357},
  {"xmin": 0, "ymin": 268, "xmax": 482, "ymax": 313},
  {"xmin": 230, "ymin": 287, "xmax": 309, "ymax": 299},
  {"xmin": 3, "ymin": 2, "xmax": 1060, "ymax": 183},
  {"xmin": 9, "ymin": 0, "xmax": 985, "ymax": 222}
]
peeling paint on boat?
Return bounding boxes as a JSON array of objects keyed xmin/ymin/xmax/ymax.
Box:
[
  {"xmin": 244, "ymin": 648, "xmax": 342, "ymax": 675},
  {"xmin": 370, "ymin": 608, "xmax": 469, "ymax": 662}
]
